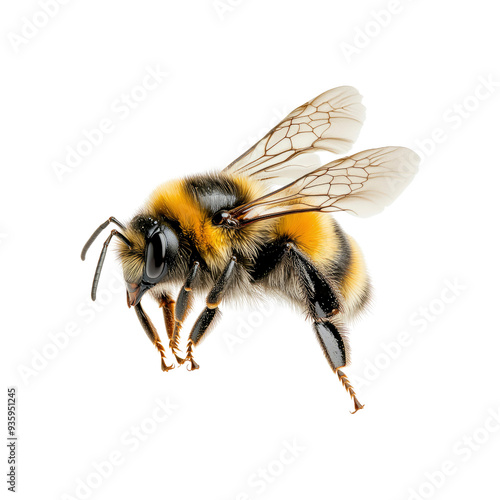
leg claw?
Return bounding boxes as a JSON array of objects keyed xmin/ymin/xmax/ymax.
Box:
[
  {"xmin": 350, "ymin": 396, "xmax": 364, "ymax": 414},
  {"xmin": 175, "ymin": 354, "xmax": 186, "ymax": 365},
  {"xmin": 187, "ymin": 359, "xmax": 199, "ymax": 371},
  {"xmin": 161, "ymin": 359, "xmax": 175, "ymax": 372}
]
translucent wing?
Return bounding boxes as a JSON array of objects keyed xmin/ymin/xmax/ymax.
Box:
[
  {"xmin": 228, "ymin": 147, "xmax": 420, "ymax": 223},
  {"xmin": 223, "ymin": 86, "xmax": 366, "ymax": 184}
]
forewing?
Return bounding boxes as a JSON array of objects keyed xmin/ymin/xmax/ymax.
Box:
[
  {"xmin": 223, "ymin": 86, "xmax": 366, "ymax": 183},
  {"xmin": 233, "ymin": 147, "xmax": 420, "ymax": 221}
]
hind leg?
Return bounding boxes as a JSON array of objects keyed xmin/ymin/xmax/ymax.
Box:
[
  {"xmin": 313, "ymin": 321, "xmax": 364, "ymax": 413},
  {"xmin": 253, "ymin": 241, "xmax": 363, "ymax": 413},
  {"xmin": 289, "ymin": 244, "xmax": 364, "ymax": 413}
]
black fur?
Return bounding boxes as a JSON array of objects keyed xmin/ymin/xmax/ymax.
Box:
[{"xmin": 184, "ymin": 174, "xmax": 248, "ymax": 216}]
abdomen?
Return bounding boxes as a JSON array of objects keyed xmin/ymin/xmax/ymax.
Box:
[{"xmin": 267, "ymin": 211, "xmax": 371, "ymax": 320}]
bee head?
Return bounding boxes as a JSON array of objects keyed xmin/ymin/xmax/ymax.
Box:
[
  {"xmin": 118, "ymin": 216, "xmax": 179, "ymax": 307},
  {"xmin": 81, "ymin": 215, "xmax": 178, "ymax": 307}
]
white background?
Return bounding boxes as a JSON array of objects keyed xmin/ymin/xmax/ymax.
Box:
[{"xmin": 1, "ymin": 1, "xmax": 500, "ymax": 499}]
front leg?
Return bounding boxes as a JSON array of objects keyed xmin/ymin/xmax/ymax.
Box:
[
  {"xmin": 157, "ymin": 294, "xmax": 185, "ymax": 365},
  {"xmin": 185, "ymin": 256, "xmax": 238, "ymax": 370},
  {"xmin": 134, "ymin": 302, "xmax": 174, "ymax": 372}
]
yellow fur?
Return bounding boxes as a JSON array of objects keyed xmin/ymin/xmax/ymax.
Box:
[
  {"xmin": 270, "ymin": 211, "xmax": 369, "ymax": 315},
  {"xmin": 145, "ymin": 175, "xmax": 266, "ymax": 271},
  {"xmin": 146, "ymin": 179, "xmax": 225, "ymax": 268},
  {"xmin": 271, "ymin": 211, "xmax": 338, "ymax": 266},
  {"xmin": 340, "ymin": 235, "xmax": 369, "ymax": 307}
]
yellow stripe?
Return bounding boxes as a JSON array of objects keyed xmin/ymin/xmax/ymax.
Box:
[
  {"xmin": 340, "ymin": 235, "xmax": 369, "ymax": 308},
  {"xmin": 271, "ymin": 211, "xmax": 339, "ymax": 266}
]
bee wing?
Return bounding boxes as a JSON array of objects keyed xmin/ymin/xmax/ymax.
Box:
[
  {"xmin": 223, "ymin": 86, "xmax": 366, "ymax": 184},
  {"xmin": 230, "ymin": 147, "xmax": 420, "ymax": 222}
]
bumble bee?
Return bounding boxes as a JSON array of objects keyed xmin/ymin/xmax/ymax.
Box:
[{"xmin": 82, "ymin": 86, "xmax": 419, "ymax": 413}]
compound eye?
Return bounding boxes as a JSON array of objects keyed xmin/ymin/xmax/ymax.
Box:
[{"xmin": 145, "ymin": 232, "xmax": 166, "ymax": 280}]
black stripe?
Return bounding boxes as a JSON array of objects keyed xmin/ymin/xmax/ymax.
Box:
[{"xmin": 184, "ymin": 174, "xmax": 247, "ymax": 216}]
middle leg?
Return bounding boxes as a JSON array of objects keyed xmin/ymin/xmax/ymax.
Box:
[{"xmin": 185, "ymin": 256, "xmax": 238, "ymax": 370}]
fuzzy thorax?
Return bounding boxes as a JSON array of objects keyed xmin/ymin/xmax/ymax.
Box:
[{"xmin": 143, "ymin": 175, "xmax": 271, "ymax": 271}]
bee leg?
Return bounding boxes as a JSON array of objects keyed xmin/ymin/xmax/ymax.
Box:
[
  {"xmin": 157, "ymin": 295, "xmax": 185, "ymax": 365},
  {"xmin": 134, "ymin": 301, "xmax": 174, "ymax": 372},
  {"xmin": 288, "ymin": 244, "xmax": 364, "ymax": 413},
  {"xmin": 185, "ymin": 256, "xmax": 237, "ymax": 371},
  {"xmin": 314, "ymin": 321, "xmax": 364, "ymax": 413},
  {"xmin": 170, "ymin": 262, "xmax": 200, "ymax": 364}
]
